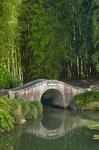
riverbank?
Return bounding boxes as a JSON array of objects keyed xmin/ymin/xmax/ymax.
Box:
[
  {"xmin": 0, "ymin": 97, "xmax": 43, "ymax": 132},
  {"xmin": 71, "ymin": 91, "xmax": 99, "ymax": 111}
]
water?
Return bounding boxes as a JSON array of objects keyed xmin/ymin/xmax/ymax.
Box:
[{"xmin": 0, "ymin": 106, "xmax": 99, "ymax": 150}]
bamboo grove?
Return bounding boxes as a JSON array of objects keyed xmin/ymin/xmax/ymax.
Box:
[{"xmin": 0, "ymin": 0, "xmax": 99, "ymax": 83}]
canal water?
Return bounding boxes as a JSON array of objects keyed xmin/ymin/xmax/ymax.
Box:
[{"xmin": 0, "ymin": 106, "xmax": 99, "ymax": 150}]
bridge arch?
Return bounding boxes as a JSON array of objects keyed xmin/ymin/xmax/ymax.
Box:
[
  {"xmin": 8, "ymin": 79, "xmax": 87, "ymax": 108},
  {"xmin": 41, "ymin": 89, "xmax": 64, "ymax": 108}
]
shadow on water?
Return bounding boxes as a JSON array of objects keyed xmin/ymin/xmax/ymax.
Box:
[{"xmin": 0, "ymin": 106, "xmax": 99, "ymax": 150}]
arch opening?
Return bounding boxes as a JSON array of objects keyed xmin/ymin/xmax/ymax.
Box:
[{"xmin": 41, "ymin": 89, "xmax": 64, "ymax": 108}]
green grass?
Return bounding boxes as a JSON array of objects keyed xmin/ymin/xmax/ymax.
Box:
[
  {"xmin": 0, "ymin": 97, "xmax": 43, "ymax": 132},
  {"xmin": 71, "ymin": 91, "xmax": 99, "ymax": 141},
  {"xmin": 72, "ymin": 91, "xmax": 99, "ymax": 111}
]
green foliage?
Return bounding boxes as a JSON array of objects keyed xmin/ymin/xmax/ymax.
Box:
[
  {"xmin": 26, "ymin": 102, "xmax": 38, "ymax": 120},
  {"xmin": 0, "ymin": 96, "xmax": 43, "ymax": 132},
  {"xmin": 0, "ymin": 97, "xmax": 8, "ymax": 110},
  {"xmin": 72, "ymin": 91, "xmax": 99, "ymax": 110},
  {"xmin": 92, "ymin": 0, "xmax": 99, "ymax": 75},
  {"xmin": 87, "ymin": 124, "xmax": 99, "ymax": 130},
  {"xmin": 18, "ymin": 0, "xmax": 98, "ymax": 81},
  {"xmin": 7, "ymin": 76, "xmax": 22, "ymax": 89},
  {"xmin": 85, "ymin": 102, "xmax": 99, "ymax": 111},
  {"xmin": 87, "ymin": 124, "xmax": 99, "ymax": 140},
  {"xmin": 32, "ymin": 101, "xmax": 43, "ymax": 116},
  {"xmin": 96, "ymin": 64, "xmax": 99, "ymax": 73},
  {"xmin": 17, "ymin": 99, "xmax": 30, "ymax": 118},
  {"xmin": 0, "ymin": 0, "xmax": 22, "ymax": 82},
  {"xmin": 8, "ymin": 100, "xmax": 23, "ymax": 123},
  {"xmin": 0, "ymin": 67, "xmax": 12, "ymax": 89},
  {"xmin": 93, "ymin": 52, "xmax": 99, "ymax": 74},
  {"xmin": 0, "ymin": 0, "xmax": 98, "ymax": 83},
  {"xmin": 0, "ymin": 97, "xmax": 23, "ymax": 124},
  {"xmin": 0, "ymin": 109, "xmax": 15, "ymax": 132},
  {"xmin": 19, "ymin": 0, "xmax": 76, "ymax": 81},
  {"xmin": 0, "ymin": 67, "xmax": 22, "ymax": 90}
]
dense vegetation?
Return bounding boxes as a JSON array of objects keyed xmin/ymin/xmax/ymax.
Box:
[
  {"xmin": 72, "ymin": 91, "xmax": 99, "ymax": 111},
  {"xmin": 0, "ymin": 67, "xmax": 22, "ymax": 90},
  {"xmin": 0, "ymin": 0, "xmax": 99, "ymax": 84},
  {"xmin": 0, "ymin": 96, "xmax": 42, "ymax": 132}
]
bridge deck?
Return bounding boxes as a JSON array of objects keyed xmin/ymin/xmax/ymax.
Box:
[{"xmin": 13, "ymin": 79, "xmax": 47, "ymax": 91}]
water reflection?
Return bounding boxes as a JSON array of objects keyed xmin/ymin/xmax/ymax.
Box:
[
  {"xmin": 27, "ymin": 106, "xmax": 99, "ymax": 139},
  {"xmin": 0, "ymin": 107, "xmax": 99, "ymax": 150}
]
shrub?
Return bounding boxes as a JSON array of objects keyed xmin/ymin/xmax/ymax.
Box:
[
  {"xmin": 7, "ymin": 76, "xmax": 22, "ymax": 89},
  {"xmin": 26, "ymin": 102, "xmax": 38, "ymax": 120},
  {"xmin": 0, "ymin": 97, "xmax": 24, "ymax": 124},
  {"xmin": 33, "ymin": 101, "xmax": 43, "ymax": 116},
  {"xmin": 85, "ymin": 102, "xmax": 99, "ymax": 111},
  {"xmin": 72, "ymin": 91, "xmax": 99, "ymax": 110},
  {"xmin": 7, "ymin": 100, "xmax": 23, "ymax": 124},
  {"xmin": 0, "ymin": 96, "xmax": 43, "ymax": 132},
  {"xmin": 17, "ymin": 99, "xmax": 30, "ymax": 118},
  {"xmin": 0, "ymin": 97, "xmax": 8, "ymax": 110},
  {"xmin": 0, "ymin": 67, "xmax": 22, "ymax": 90},
  {"xmin": 0, "ymin": 109, "xmax": 15, "ymax": 132}
]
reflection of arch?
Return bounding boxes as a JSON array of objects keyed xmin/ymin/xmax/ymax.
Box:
[
  {"xmin": 41, "ymin": 107, "xmax": 64, "ymax": 131},
  {"xmin": 27, "ymin": 108, "xmax": 65, "ymax": 139},
  {"xmin": 41, "ymin": 89, "xmax": 64, "ymax": 108},
  {"xmin": 27, "ymin": 119, "xmax": 65, "ymax": 139},
  {"xmin": 26, "ymin": 109, "xmax": 96, "ymax": 140},
  {"xmin": 27, "ymin": 111, "xmax": 76, "ymax": 139},
  {"xmin": 41, "ymin": 115, "xmax": 63, "ymax": 130}
]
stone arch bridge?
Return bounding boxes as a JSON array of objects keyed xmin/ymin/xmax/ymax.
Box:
[{"xmin": 8, "ymin": 79, "xmax": 90, "ymax": 108}]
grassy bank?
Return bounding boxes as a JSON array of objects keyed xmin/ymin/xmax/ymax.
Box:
[
  {"xmin": 72, "ymin": 91, "xmax": 99, "ymax": 140},
  {"xmin": 71, "ymin": 91, "xmax": 99, "ymax": 111},
  {"xmin": 0, "ymin": 97, "xmax": 43, "ymax": 132}
]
